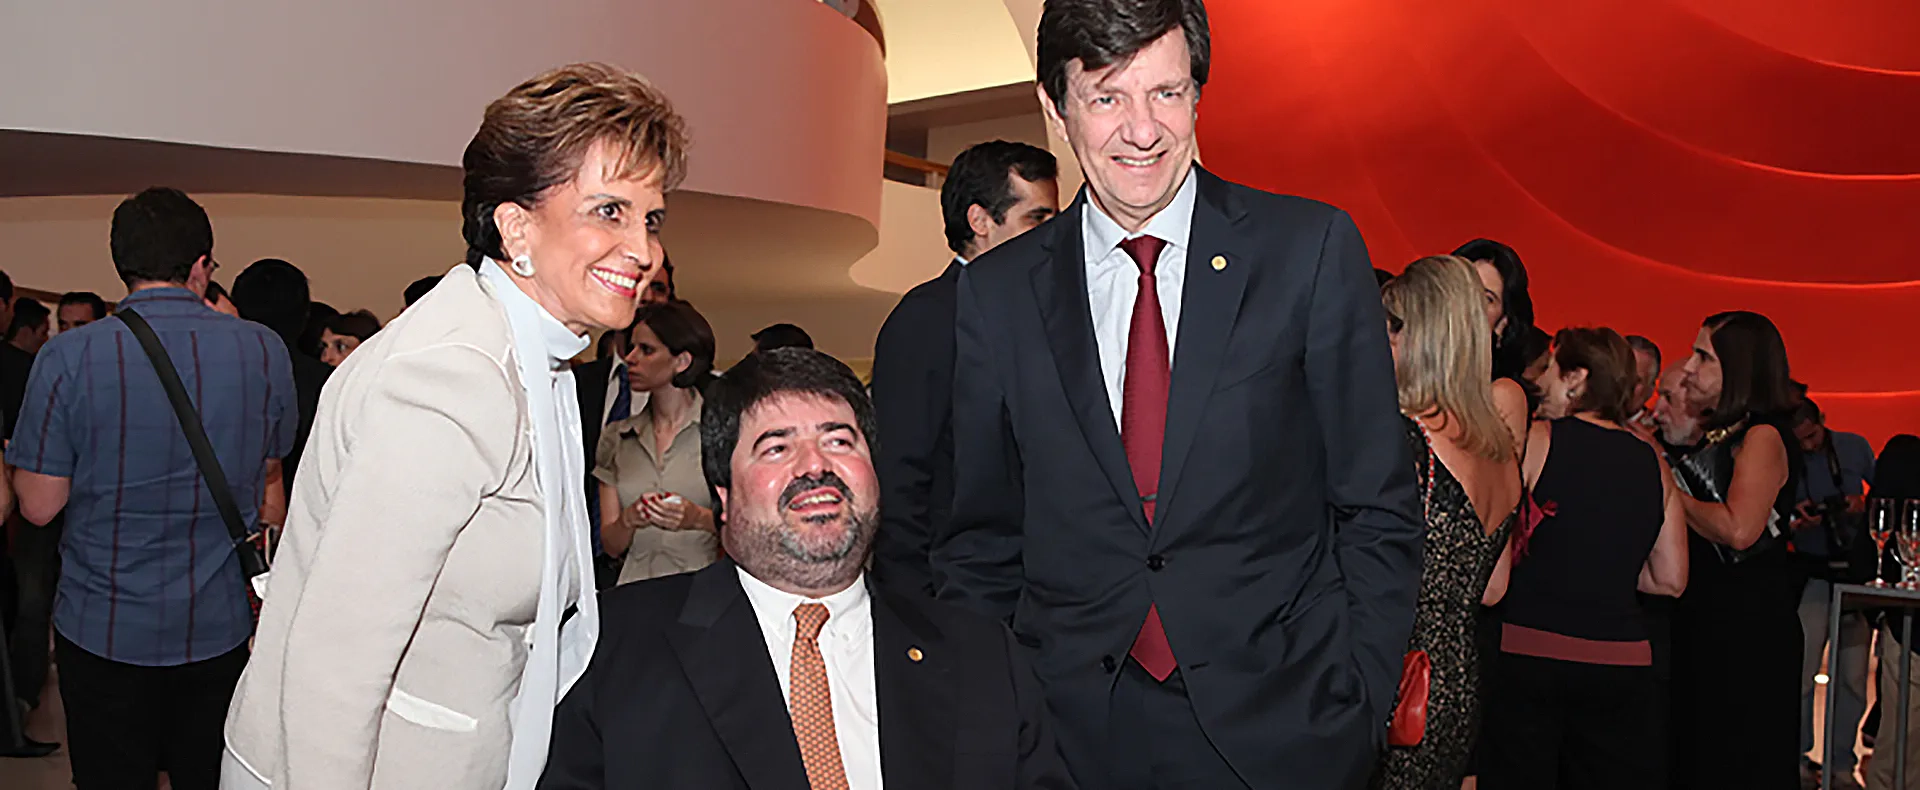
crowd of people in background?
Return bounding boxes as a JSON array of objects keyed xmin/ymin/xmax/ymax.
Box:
[{"xmin": 0, "ymin": 1, "xmax": 1915, "ymax": 789}]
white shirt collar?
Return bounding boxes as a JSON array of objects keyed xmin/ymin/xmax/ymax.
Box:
[
  {"xmin": 737, "ymin": 565, "xmax": 872, "ymax": 644},
  {"xmin": 953, "ymin": 255, "xmax": 970, "ymax": 267},
  {"xmin": 478, "ymin": 258, "xmax": 591, "ymax": 370},
  {"xmin": 1082, "ymin": 164, "xmax": 1199, "ymax": 268}
]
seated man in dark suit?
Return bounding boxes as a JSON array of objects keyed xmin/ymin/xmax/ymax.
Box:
[{"xmin": 539, "ymin": 347, "xmax": 1072, "ymax": 790}]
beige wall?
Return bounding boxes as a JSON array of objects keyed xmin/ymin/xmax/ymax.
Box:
[
  {"xmin": 871, "ymin": 0, "xmax": 1033, "ymax": 104},
  {"xmin": 926, "ymin": 112, "xmax": 1053, "ymax": 168},
  {"xmin": 0, "ymin": 195, "xmax": 459, "ymax": 319},
  {"xmin": 0, "ymin": 192, "xmax": 906, "ymax": 367}
]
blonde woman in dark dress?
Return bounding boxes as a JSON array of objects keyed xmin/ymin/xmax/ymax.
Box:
[{"xmin": 1375, "ymin": 255, "xmax": 1524, "ymax": 789}]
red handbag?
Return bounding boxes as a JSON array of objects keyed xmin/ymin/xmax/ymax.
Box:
[
  {"xmin": 1388, "ymin": 650, "xmax": 1431, "ymax": 746},
  {"xmin": 1388, "ymin": 424, "xmax": 1441, "ymax": 748}
]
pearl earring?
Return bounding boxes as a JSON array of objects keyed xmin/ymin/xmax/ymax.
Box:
[{"xmin": 510, "ymin": 253, "xmax": 536, "ymax": 277}]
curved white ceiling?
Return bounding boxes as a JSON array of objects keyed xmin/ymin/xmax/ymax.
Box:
[{"xmin": 0, "ymin": 0, "xmax": 885, "ymax": 226}]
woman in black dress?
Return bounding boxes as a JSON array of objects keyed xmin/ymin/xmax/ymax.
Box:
[
  {"xmin": 1453, "ymin": 238, "xmax": 1534, "ymax": 429},
  {"xmin": 1668, "ymin": 311, "xmax": 1805, "ymax": 790},
  {"xmin": 1374, "ymin": 256, "xmax": 1524, "ymax": 789},
  {"xmin": 1451, "ymin": 239, "xmax": 1535, "ymax": 781},
  {"xmin": 1865, "ymin": 435, "xmax": 1920, "ymax": 790},
  {"xmin": 1479, "ymin": 328, "xmax": 1689, "ymax": 789}
]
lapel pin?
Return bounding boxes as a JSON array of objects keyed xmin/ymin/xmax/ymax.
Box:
[
  {"xmin": 1211, "ymin": 255, "xmax": 1228, "ymax": 271},
  {"xmin": 907, "ymin": 647, "xmax": 924, "ymax": 663}
]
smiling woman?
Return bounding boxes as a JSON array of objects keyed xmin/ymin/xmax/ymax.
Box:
[
  {"xmin": 462, "ymin": 63, "xmax": 689, "ymax": 333},
  {"xmin": 221, "ymin": 62, "xmax": 693, "ymax": 790}
]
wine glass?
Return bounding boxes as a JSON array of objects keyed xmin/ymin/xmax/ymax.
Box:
[
  {"xmin": 1869, "ymin": 498, "xmax": 1898, "ymax": 588},
  {"xmin": 1901, "ymin": 500, "xmax": 1920, "ymax": 590}
]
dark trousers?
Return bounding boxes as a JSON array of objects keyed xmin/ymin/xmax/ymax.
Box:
[
  {"xmin": 8, "ymin": 514, "xmax": 60, "ymax": 708},
  {"xmin": 1108, "ymin": 659, "xmax": 1252, "ymax": 790},
  {"xmin": 1479, "ymin": 652, "xmax": 1664, "ymax": 790},
  {"xmin": 55, "ymin": 633, "xmax": 247, "ymax": 790}
]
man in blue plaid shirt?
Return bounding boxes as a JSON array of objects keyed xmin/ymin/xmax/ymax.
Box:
[{"xmin": 9, "ymin": 187, "xmax": 295, "ymax": 789}]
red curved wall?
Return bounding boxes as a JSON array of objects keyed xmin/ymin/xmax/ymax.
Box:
[{"xmin": 1199, "ymin": 0, "xmax": 1920, "ymax": 451}]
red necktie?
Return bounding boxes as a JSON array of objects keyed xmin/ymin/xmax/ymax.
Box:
[{"xmin": 1118, "ymin": 235, "xmax": 1178, "ymax": 682}]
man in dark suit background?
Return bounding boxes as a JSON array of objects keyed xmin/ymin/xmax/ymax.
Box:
[
  {"xmin": 870, "ymin": 140, "xmax": 1058, "ymax": 595},
  {"xmin": 231, "ymin": 258, "xmax": 331, "ymax": 487},
  {"xmin": 936, "ymin": 1, "xmax": 1423, "ymax": 787},
  {"xmin": 540, "ymin": 348, "xmax": 1071, "ymax": 790}
]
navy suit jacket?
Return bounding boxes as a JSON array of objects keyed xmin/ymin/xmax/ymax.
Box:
[{"xmin": 937, "ymin": 167, "xmax": 1422, "ymax": 789}]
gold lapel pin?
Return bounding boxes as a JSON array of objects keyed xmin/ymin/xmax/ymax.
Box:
[
  {"xmin": 1211, "ymin": 255, "xmax": 1228, "ymax": 271},
  {"xmin": 907, "ymin": 647, "xmax": 924, "ymax": 663}
]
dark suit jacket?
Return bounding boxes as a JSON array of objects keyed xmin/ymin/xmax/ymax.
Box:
[
  {"xmin": 284, "ymin": 352, "xmax": 330, "ymax": 484},
  {"xmin": 0, "ymin": 343, "xmax": 35, "ymax": 440},
  {"xmin": 869, "ymin": 261, "xmax": 960, "ymax": 596},
  {"xmin": 538, "ymin": 560, "xmax": 1074, "ymax": 790},
  {"xmin": 574, "ymin": 356, "xmax": 620, "ymax": 469},
  {"xmin": 938, "ymin": 168, "xmax": 1422, "ymax": 789}
]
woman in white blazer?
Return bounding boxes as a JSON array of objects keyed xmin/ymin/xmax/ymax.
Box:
[{"xmin": 222, "ymin": 62, "xmax": 690, "ymax": 790}]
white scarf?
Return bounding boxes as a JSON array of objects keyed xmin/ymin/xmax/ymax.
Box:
[{"xmin": 478, "ymin": 259, "xmax": 597, "ymax": 790}]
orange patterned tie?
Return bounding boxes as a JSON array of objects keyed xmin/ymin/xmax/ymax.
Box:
[{"xmin": 789, "ymin": 603, "xmax": 850, "ymax": 790}]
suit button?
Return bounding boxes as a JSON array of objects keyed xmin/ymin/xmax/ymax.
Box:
[
  {"xmin": 1147, "ymin": 554, "xmax": 1166, "ymax": 571},
  {"xmin": 1101, "ymin": 655, "xmax": 1117, "ymax": 673}
]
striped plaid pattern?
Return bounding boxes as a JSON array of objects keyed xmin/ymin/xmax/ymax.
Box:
[{"xmin": 6, "ymin": 288, "xmax": 296, "ymax": 667}]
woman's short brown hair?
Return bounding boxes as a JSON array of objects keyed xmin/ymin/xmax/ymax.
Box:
[
  {"xmin": 461, "ymin": 62, "xmax": 691, "ymax": 268},
  {"xmin": 1551, "ymin": 327, "xmax": 1639, "ymax": 423}
]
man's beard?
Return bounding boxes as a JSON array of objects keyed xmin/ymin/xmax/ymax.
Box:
[
  {"xmin": 776, "ymin": 506, "xmax": 875, "ymax": 565},
  {"xmin": 1659, "ymin": 416, "xmax": 1704, "ymax": 447},
  {"xmin": 731, "ymin": 472, "xmax": 879, "ymax": 590}
]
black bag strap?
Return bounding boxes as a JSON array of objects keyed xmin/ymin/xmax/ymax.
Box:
[
  {"xmin": 1824, "ymin": 437, "xmax": 1846, "ymax": 491},
  {"xmin": 118, "ymin": 308, "xmax": 251, "ymax": 547}
]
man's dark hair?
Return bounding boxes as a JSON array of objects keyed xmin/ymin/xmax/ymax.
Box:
[
  {"xmin": 1625, "ymin": 334, "xmax": 1661, "ymax": 370},
  {"xmin": 700, "ymin": 348, "xmax": 879, "ymax": 523},
  {"xmin": 1789, "ymin": 396, "xmax": 1823, "ymax": 429},
  {"xmin": 596, "ymin": 328, "xmax": 625, "ymax": 361},
  {"xmin": 110, "ymin": 187, "xmax": 214, "ymax": 287},
  {"xmin": 0, "ymin": 269, "xmax": 15, "ymax": 304},
  {"xmin": 231, "ymin": 258, "xmax": 312, "ymax": 347},
  {"xmin": 58, "ymin": 291, "xmax": 109, "ymax": 320},
  {"xmin": 327, "ymin": 309, "xmax": 383, "ymax": 342},
  {"xmin": 1452, "ymin": 238, "xmax": 1536, "ymax": 382},
  {"xmin": 1514, "ymin": 324, "xmax": 1553, "ymax": 415},
  {"xmin": 941, "ymin": 141, "xmax": 1059, "ymax": 255},
  {"xmin": 1037, "ymin": 0, "xmax": 1210, "ymax": 112},
  {"xmin": 751, "ymin": 323, "xmax": 814, "ymax": 352},
  {"xmin": 632, "ymin": 300, "xmax": 716, "ymax": 390},
  {"xmin": 403, "ymin": 275, "xmax": 442, "ymax": 307},
  {"xmin": 6, "ymin": 299, "xmax": 49, "ymax": 341},
  {"xmin": 1700, "ymin": 310, "xmax": 1801, "ymax": 430},
  {"xmin": 205, "ymin": 281, "xmax": 232, "ymax": 306},
  {"xmin": 302, "ymin": 302, "xmax": 340, "ymax": 360}
]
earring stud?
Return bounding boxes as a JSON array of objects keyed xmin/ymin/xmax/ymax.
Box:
[{"xmin": 510, "ymin": 254, "xmax": 536, "ymax": 277}]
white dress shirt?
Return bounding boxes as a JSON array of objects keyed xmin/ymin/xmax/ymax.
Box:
[
  {"xmin": 1082, "ymin": 167, "xmax": 1199, "ymax": 428},
  {"xmin": 478, "ymin": 259, "xmax": 598, "ymax": 790},
  {"xmin": 738, "ymin": 568, "xmax": 884, "ymax": 790}
]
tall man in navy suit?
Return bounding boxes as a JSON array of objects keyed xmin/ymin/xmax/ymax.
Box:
[{"xmin": 936, "ymin": 0, "xmax": 1423, "ymax": 787}]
